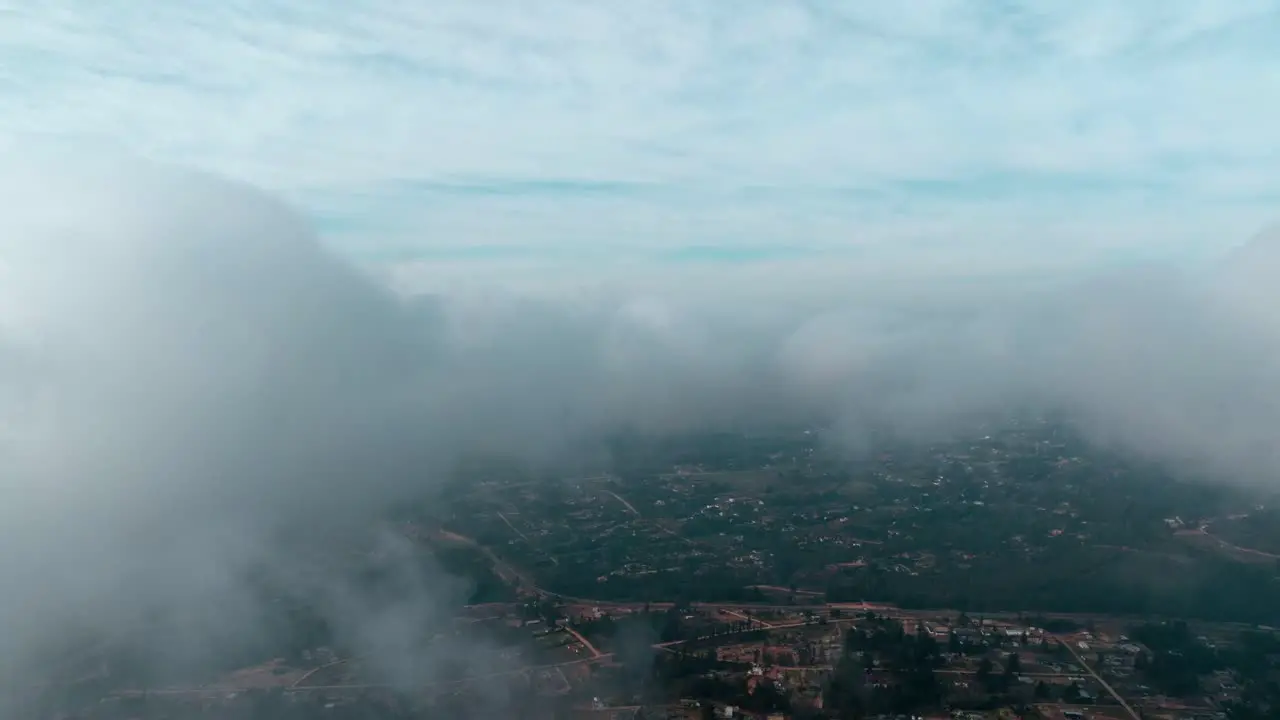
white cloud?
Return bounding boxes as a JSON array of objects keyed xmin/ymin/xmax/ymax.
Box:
[
  {"xmin": 2, "ymin": 1, "xmax": 1278, "ymax": 257},
  {"xmin": 2, "ymin": 129, "xmax": 1280, "ymax": 705}
]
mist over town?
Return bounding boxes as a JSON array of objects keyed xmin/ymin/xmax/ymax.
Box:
[{"xmin": 4, "ymin": 3, "xmax": 1280, "ymax": 719}]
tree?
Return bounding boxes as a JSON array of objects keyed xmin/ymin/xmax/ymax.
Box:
[
  {"xmin": 1064, "ymin": 681, "xmax": 1082, "ymax": 702},
  {"xmin": 661, "ymin": 607, "xmax": 684, "ymax": 643},
  {"xmin": 977, "ymin": 657, "xmax": 994, "ymax": 682},
  {"xmin": 977, "ymin": 656, "xmax": 997, "ymax": 693},
  {"xmin": 1006, "ymin": 651, "xmax": 1022, "ymax": 676},
  {"xmin": 828, "ymin": 657, "xmax": 868, "ymax": 720}
]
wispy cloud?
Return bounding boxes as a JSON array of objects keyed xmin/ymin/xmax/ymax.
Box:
[{"xmin": 2, "ymin": 1, "xmax": 1278, "ymax": 258}]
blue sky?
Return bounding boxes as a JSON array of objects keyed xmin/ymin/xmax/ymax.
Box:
[{"xmin": 3, "ymin": 1, "xmax": 1280, "ymax": 266}]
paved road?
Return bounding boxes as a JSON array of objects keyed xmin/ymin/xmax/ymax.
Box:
[
  {"xmin": 117, "ymin": 655, "xmax": 616, "ymax": 699},
  {"xmin": 1060, "ymin": 635, "xmax": 1140, "ymax": 720},
  {"xmin": 1198, "ymin": 523, "xmax": 1280, "ymax": 560},
  {"xmin": 497, "ymin": 511, "xmax": 532, "ymax": 544},
  {"xmin": 116, "ymin": 616, "xmax": 824, "ymax": 699},
  {"xmin": 721, "ymin": 608, "xmax": 776, "ymax": 629},
  {"xmin": 117, "ymin": 610, "xmax": 1152, "ymax": 702},
  {"xmin": 600, "ymin": 489, "xmax": 640, "ymax": 517}
]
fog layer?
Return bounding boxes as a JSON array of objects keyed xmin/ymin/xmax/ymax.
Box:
[{"xmin": 0, "ymin": 156, "xmax": 1277, "ymax": 697}]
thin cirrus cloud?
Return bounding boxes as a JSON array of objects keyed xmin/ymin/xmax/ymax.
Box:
[{"xmin": 2, "ymin": 0, "xmax": 1279, "ymax": 260}]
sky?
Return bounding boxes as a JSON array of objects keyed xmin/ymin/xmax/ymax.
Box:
[
  {"xmin": 5, "ymin": 3, "xmax": 1280, "ymax": 710},
  {"xmin": 3, "ymin": 0, "xmax": 1280, "ymax": 264}
]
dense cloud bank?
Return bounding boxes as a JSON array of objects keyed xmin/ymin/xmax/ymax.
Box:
[{"xmin": 1, "ymin": 156, "xmax": 1277, "ymax": 702}]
